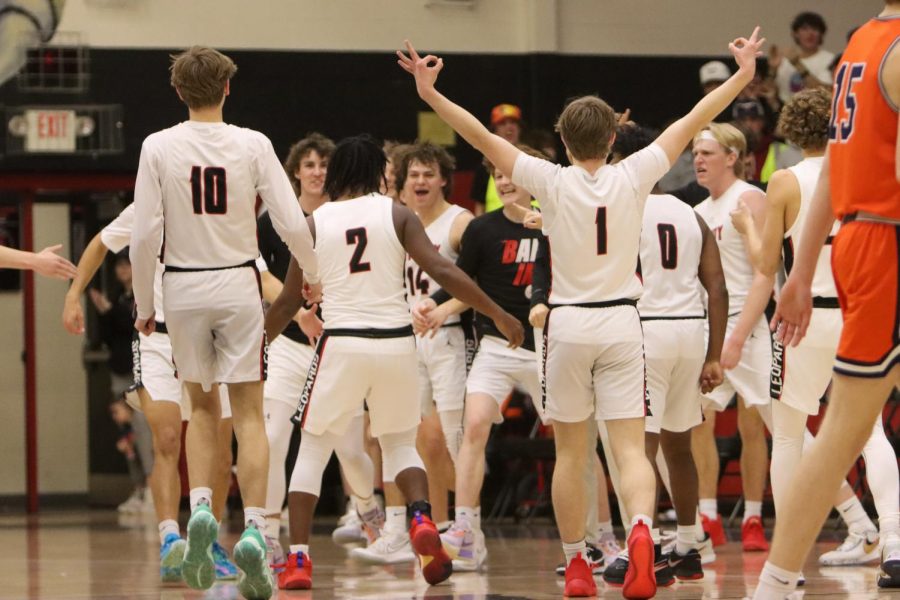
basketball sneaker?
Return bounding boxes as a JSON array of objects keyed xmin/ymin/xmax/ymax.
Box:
[
  {"xmin": 623, "ymin": 521, "xmax": 658, "ymax": 600},
  {"xmin": 409, "ymin": 509, "xmax": 453, "ymax": 585},
  {"xmin": 701, "ymin": 513, "xmax": 727, "ymax": 547},
  {"xmin": 351, "ymin": 526, "xmax": 416, "ymax": 564},
  {"xmin": 555, "ymin": 542, "xmax": 604, "ymax": 576},
  {"xmin": 603, "ymin": 544, "xmax": 672, "ymax": 588},
  {"xmin": 741, "ymin": 516, "xmax": 769, "ymax": 552},
  {"xmin": 332, "ymin": 509, "xmax": 366, "ymax": 544},
  {"xmin": 159, "ymin": 533, "xmax": 186, "ymax": 583},
  {"xmin": 212, "ymin": 540, "xmax": 238, "ymax": 580},
  {"xmin": 877, "ymin": 536, "xmax": 900, "ymax": 588},
  {"xmin": 563, "ymin": 553, "xmax": 597, "ymax": 597},
  {"xmin": 266, "ymin": 535, "xmax": 285, "ymax": 573},
  {"xmin": 233, "ymin": 526, "xmax": 274, "ymax": 599},
  {"xmin": 663, "ymin": 532, "xmax": 716, "ymax": 565},
  {"xmin": 441, "ymin": 521, "xmax": 487, "ymax": 572},
  {"xmin": 276, "ymin": 551, "xmax": 313, "ymax": 590},
  {"xmin": 668, "ymin": 548, "xmax": 703, "ymax": 581},
  {"xmin": 359, "ymin": 505, "xmax": 385, "ymax": 545},
  {"xmin": 818, "ymin": 529, "xmax": 880, "ymax": 566},
  {"xmin": 182, "ymin": 503, "xmax": 219, "ymax": 590},
  {"xmin": 597, "ymin": 531, "xmax": 622, "ymax": 563}
]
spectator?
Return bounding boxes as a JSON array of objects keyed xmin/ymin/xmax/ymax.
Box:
[
  {"xmin": 732, "ymin": 99, "xmax": 772, "ymax": 181},
  {"xmin": 769, "ymin": 11, "xmax": 834, "ymax": 103},
  {"xmin": 110, "ymin": 397, "xmax": 149, "ymax": 514},
  {"xmin": 469, "ymin": 103, "xmax": 522, "ymax": 215}
]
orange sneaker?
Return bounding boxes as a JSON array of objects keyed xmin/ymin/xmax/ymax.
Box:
[
  {"xmin": 623, "ymin": 520, "xmax": 656, "ymax": 599},
  {"xmin": 701, "ymin": 513, "xmax": 727, "ymax": 547},
  {"xmin": 276, "ymin": 551, "xmax": 312, "ymax": 590},
  {"xmin": 741, "ymin": 516, "xmax": 769, "ymax": 552},
  {"xmin": 563, "ymin": 553, "xmax": 597, "ymax": 597},
  {"xmin": 409, "ymin": 512, "xmax": 452, "ymax": 585}
]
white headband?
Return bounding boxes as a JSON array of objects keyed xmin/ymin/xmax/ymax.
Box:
[{"xmin": 698, "ymin": 129, "xmax": 739, "ymax": 155}]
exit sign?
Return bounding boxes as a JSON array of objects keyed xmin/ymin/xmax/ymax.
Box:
[{"xmin": 24, "ymin": 109, "xmax": 76, "ymax": 153}]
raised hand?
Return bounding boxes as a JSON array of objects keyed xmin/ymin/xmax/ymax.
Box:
[
  {"xmin": 730, "ymin": 26, "xmax": 765, "ymax": 75},
  {"xmin": 397, "ymin": 40, "xmax": 444, "ymax": 96}
]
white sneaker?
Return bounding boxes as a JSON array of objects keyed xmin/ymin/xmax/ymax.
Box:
[
  {"xmin": 337, "ymin": 500, "xmax": 354, "ymax": 526},
  {"xmin": 596, "ymin": 532, "xmax": 622, "ymax": 563},
  {"xmin": 350, "ymin": 528, "xmax": 416, "ymax": 564},
  {"xmin": 662, "ymin": 532, "xmax": 716, "ymax": 565},
  {"xmin": 332, "ymin": 510, "xmax": 366, "ymax": 544},
  {"xmin": 819, "ymin": 529, "xmax": 880, "ymax": 566},
  {"xmin": 117, "ymin": 489, "xmax": 143, "ymax": 514},
  {"xmin": 440, "ymin": 521, "xmax": 487, "ymax": 572}
]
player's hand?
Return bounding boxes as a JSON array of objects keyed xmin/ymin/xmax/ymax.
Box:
[
  {"xmin": 295, "ymin": 304, "xmax": 323, "ymax": 347},
  {"xmin": 303, "ymin": 281, "xmax": 323, "ymax": 305},
  {"xmin": 510, "ymin": 204, "xmax": 543, "ymax": 230},
  {"xmin": 771, "ymin": 274, "xmax": 812, "ymax": 347},
  {"xmin": 134, "ymin": 313, "xmax": 156, "ymax": 336},
  {"xmin": 699, "ymin": 359, "xmax": 724, "ymax": 394},
  {"xmin": 495, "ymin": 311, "xmax": 524, "ymax": 349},
  {"xmin": 31, "ymin": 244, "xmax": 77, "ymax": 280},
  {"xmin": 412, "ymin": 298, "xmax": 442, "ymax": 338},
  {"xmin": 616, "ymin": 108, "xmax": 633, "ymax": 126},
  {"xmin": 730, "ymin": 26, "xmax": 765, "ymax": 74},
  {"xmin": 63, "ymin": 296, "xmax": 85, "ymax": 335},
  {"xmin": 529, "ymin": 303, "xmax": 549, "ymax": 329},
  {"xmin": 720, "ymin": 335, "xmax": 744, "ymax": 370},
  {"xmin": 729, "ymin": 199, "xmax": 753, "ymax": 235},
  {"xmin": 397, "ymin": 40, "xmax": 444, "ymax": 96}
]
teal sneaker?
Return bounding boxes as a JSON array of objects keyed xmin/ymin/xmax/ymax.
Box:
[
  {"xmin": 212, "ymin": 540, "xmax": 239, "ymax": 580},
  {"xmin": 234, "ymin": 526, "xmax": 274, "ymax": 600},
  {"xmin": 181, "ymin": 504, "xmax": 219, "ymax": 590},
  {"xmin": 159, "ymin": 533, "xmax": 186, "ymax": 583}
]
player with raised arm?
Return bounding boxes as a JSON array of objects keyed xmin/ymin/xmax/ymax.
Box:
[
  {"xmin": 263, "ymin": 135, "xmax": 524, "ymax": 590},
  {"xmin": 754, "ymin": 4, "xmax": 900, "ymax": 595},
  {"xmin": 398, "ymin": 27, "xmax": 763, "ymax": 598},
  {"xmin": 129, "ymin": 47, "xmax": 319, "ymax": 600}
]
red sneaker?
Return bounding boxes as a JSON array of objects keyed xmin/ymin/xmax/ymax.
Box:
[
  {"xmin": 623, "ymin": 520, "xmax": 656, "ymax": 600},
  {"xmin": 701, "ymin": 513, "xmax": 727, "ymax": 547},
  {"xmin": 276, "ymin": 552, "xmax": 312, "ymax": 590},
  {"xmin": 409, "ymin": 512, "xmax": 452, "ymax": 585},
  {"xmin": 563, "ymin": 553, "xmax": 597, "ymax": 597},
  {"xmin": 741, "ymin": 516, "xmax": 769, "ymax": 552}
]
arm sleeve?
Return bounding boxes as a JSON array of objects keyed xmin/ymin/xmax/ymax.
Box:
[
  {"xmin": 619, "ymin": 143, "xmax": 671, "ymax": 201},
  {"xmin": 511, "ymin": 153, "xmax": 560, "ymax": 210},
  {"xmin": 129, "ymin": 140, "xmax": 164, "ymax": 320},
  {"xmin": 530, "ymin": 236, "xmax": 550, "ymax": 308},
  {"xmin": 252, "ymin": 135, "xmax": 320, "ymax": 283}
]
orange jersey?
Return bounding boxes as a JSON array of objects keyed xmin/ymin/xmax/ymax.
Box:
[{"xmin": 829, "ymin": 17, "xmax": 900, "ymax": 220}]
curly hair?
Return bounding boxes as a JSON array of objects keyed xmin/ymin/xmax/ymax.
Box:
[
  {"xmin": 776, "ymin": 88, "xmax": 831, "ymax": 151},
  {"xmin": 395, "ymin": 142, "xmax": 456, "ymax": 198},
  {"xmin": 283, "ymin": 132, "xmax": 336, "ymax": 196}
]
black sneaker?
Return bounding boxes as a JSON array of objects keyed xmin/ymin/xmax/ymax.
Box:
[
  {"xmin": 555, "ymin": 543, "xmax": 604, "ymax": 576},
  {"xmin": 603, "ymin": 545, "xmax": 673, "ymax": 587},
  {"xmin": 668, "ymin": 548, "xmax": 703, "ymax": 581}
]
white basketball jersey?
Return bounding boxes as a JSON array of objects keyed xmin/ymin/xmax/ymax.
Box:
[
  {"xmin": 638, "ymin": 194, "xmax": 705, "ymax": 318},
  {"xmin": 694, "ymin": 180, "xmax": 762, "ymax": 314},
  {"xmin": 314, "ymin": 194, "xmax": 410, "ymax": 329},
  {"xmin": 784, "ymin": 157, "xmax": 839, "ymax": 299},
  {"xmin": 405, "ymin": 203, "xmax": 466, "ymax": 324},
  {"xmin": 511, "ymin": 144, "xmax": 670, "ymax": 304}
]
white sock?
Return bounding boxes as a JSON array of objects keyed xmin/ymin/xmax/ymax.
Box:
[
  {"xmin": 744, "ymin": 500, "xmax": 762, "ymax": 523},
  {"xmin": 836, "ymin": 496, "xmax": 875, "ymax": 533},
  {"xmin": 354, "ymin": 494, "xmax": 379, "ymax": 515},
  {"xmin": 385, "ymin": 506, "xmax": 406, "ymax": 532},
  {"xmin": 694, "ymin": 509, "xmax": 706, "ymax": 541},
  {"xmin": 244, "ymin": 506, "xmax": 267, "ymax": 531},
  {"xmin": 289, "ymin": 543, "xmax": 309, "ymax": 556},
  {"xmin": 754, "ymin": 561, "xmax": 800, "ymax": 598},
  {"xmin": 158, "ymin": 519, "xmax": 180, "ymax": 545},
  {"xmin": 456, "ymin": 506, "xmax": 476, "ymax": 530},
  {"xmin": 189, "ymin": 487, "xmax": 212, "ymax": 512},
  {"xmin": 676, "ymin": 525, "xmax": 696, "ymax": 555},
  {"xmin": 562, "ymin": 539, "xmax": 587, "ymax": 565},
  {"xmin": 699, "ymin": 499, "xmax": 718, "ymax": 520},
  {"xmin": 265, "ymin": 516, "xmax": 281, "ymax": 540}
]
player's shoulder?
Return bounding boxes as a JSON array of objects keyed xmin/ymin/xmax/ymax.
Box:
[{"xmin": 693, "ymin": 196, "xmax": 712, "ymax": 214}]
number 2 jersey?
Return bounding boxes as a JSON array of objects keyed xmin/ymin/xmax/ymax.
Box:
[{"xmin": 130, "ymin": 121, "xmax": 317, "ymax": 319}]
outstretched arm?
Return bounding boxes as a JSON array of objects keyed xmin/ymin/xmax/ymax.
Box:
[
  {"xmin": 397, "ymin": 41, "xmax": 521, "ymax": 180},
  {"xmin": 0, "ymin": 244, "xmax": 77, "ymax": 280},
  {"xmin": 654, "ymin": 27, "xmax": 764, "ymax": 164}
]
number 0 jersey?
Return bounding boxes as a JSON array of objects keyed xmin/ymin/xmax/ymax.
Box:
[
  {"xmin": 313, "ymin": 194, "xmax": 410, "ymax": 330},
  {"xmin": 638, "ymin": 194, "xmax": 705, "ymax": 319},
  {"xmin": 829, "ymin": 16, "xmax": 900, "ymax": 220}
]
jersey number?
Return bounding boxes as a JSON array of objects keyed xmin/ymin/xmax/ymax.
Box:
[
  {"xmin": 596, "ymin": 207, "xmax": 607, "ymax": 255},
  {"xmin": 190, "ymin": 167, "xmax": 227, "ymax": 215},
  {"xmin": 656, "ymin": 224, "xmax": 677, "ymax": 270},
  {"xmin": 346, "ymin": 228, "xmax": 371, "ymax": 273},
  {"xmin": 829, "ymin": 62, "xmax": 866, "ymax": 143},
  {"xmin": 406, "ymin": 266, "xmax": 429, "ymax": 295}
]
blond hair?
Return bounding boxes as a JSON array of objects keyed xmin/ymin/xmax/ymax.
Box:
[
  {"xmin": 694, "ymin": 122, "xmax": 747, "ymax": 179},
  {"xmin": 554, "ymin": 96, "xmax": 617, "ymax": 161},
  {"xmin": 170, "ymin": 46, "xmax": 237, "ymax": 109}
]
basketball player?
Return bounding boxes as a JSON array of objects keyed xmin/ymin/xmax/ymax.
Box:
[
  {"xmin": 398, "ymin": 27, "xmax": 763, "ymax": 597},
  {"xmin": 129, "ymin": 47, "xmax": 320, "ymax": 600},
  {"xmin": 691, "ymin": 122, "xmax": 772, "ymax": 552},
  {"xmin": 731, "ymin": 88, "xmax": 897, "ymax": 569},
  {"xmin": 754, "ymin": 5, "xmax": 900, "ymax": 594},
  {"xmin": 62, "ymin": 203, "xmax": 243, "ymax": 582},
  {"xmin": 412, "ymin": 145, "xmax": 547, "ymax": 572},
  {"xmin": 262, "ymin": 135, "xmax": 524, "ymax": 589},
  {"xmin": 0, "ymin": 244, "xmax": 76, "ymax": 279}
]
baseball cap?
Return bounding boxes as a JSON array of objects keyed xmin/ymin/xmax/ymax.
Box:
[
  {"xmin": 732, "ymin": 99, "xmax": 765, "ymax": 121},
  {"xmin": 491, "ymin": 103, "xmax": 522, "ymax": 126},
  {"xmin": 699, "ymin": 61, "xmax": 731, "ymax": 85}
]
